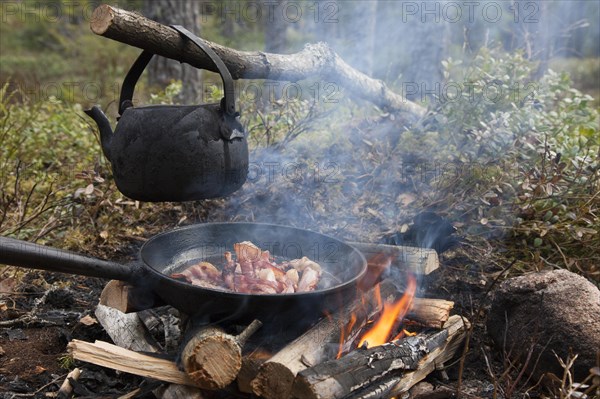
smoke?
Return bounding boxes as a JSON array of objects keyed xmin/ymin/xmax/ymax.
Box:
[{"xmin": 202, "ymin": 0, "xmax": 599, "ymax": 248}]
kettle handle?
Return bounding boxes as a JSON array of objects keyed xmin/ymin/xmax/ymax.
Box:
[{"xmin": 118, "ymin": 25, "xmax": 237, "ymax": 117}]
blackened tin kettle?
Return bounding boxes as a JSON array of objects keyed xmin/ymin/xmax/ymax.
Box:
[{"xmin": 85, "ymin": 25, "xmax": 248, "ymax": 202}]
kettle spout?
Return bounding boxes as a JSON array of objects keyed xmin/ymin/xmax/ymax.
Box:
[{"xmin": 84, "ymin": 106, "xmax": 113, "ymax": 161}]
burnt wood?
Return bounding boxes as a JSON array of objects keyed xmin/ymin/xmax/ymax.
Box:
[
  {"xmin": 292, "ymin": 315, "xmax": 468, "ymax": 399},
  {"xmin": 250, "ymin": 279, "xmax": 400, "ymax": 399}
]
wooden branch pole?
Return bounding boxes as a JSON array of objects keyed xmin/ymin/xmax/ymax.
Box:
[
  {"xmin": 181, "ymin": 319, "xmax": 262, "ymax": 390},
  {"xmin": 250, "ymin": 279, "xmax": 400, "ymax": 399},
  {"xmin": 90, "ymin": 4, "xmax": 425, "ymax": 117},
  {"xmin": 292, "ymin": 315, "xmax": 469, "ymax": 399},
  {"xmin": 68, "ymin": 340, "xmax": 200, "ymax": 387}
]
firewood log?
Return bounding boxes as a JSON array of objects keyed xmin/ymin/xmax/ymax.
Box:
[
  {"xmin": 99, "ymin": 280, "xmax": 162, "ymax": 313},
  {"xmin": 68, "ymin": 340, "xmax": 199, "ymax": 386},
  {"xmin": 349, "ymin": 242, "xmax": 440, "ymax": 281},
  {"xmin": 292, "ymin": 315, "xmax": 468, "ymax": 399},
  {"xmin": 408, "ymin": 298, "xmax": 454, "ymax": 329},
  {"xmin": 250, "ymin": 280, "xmax": 400, "ymax": 399},
  {"xmin": 237, "ymin": 352, "xmax": 269, "ymax": 394},
  {"xmin": 181, "ymin": 320, "xmax": 262, "ymax": 390}
]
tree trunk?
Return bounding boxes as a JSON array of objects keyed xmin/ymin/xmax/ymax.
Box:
[
  {"xmin": 342, "ymin": 1, "xmax": 377, "ymax": 75},
  {"xmin": 264, "ymin": 0, "xmax": 287, "ymax": 55},
  {"xmin": 143, "ymin": 0, "xmax": 202, "ymax": 104},
  {"xmin": 263, "ymin": 0, "xmax": 288, "ymax": 102}
]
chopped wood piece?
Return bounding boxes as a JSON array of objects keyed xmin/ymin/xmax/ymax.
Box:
[
  {"xmin": 56, "ymin": 367, "xmax": 81, "ymax": 399},
  {"xmin": 94, "ymin": 304, "xmax": 161, "ymax": 352},
  {"xmin": 409, "ymin": 298, "xmax": 454, "ymax": 329},
  {"xmin": 237, "ymin": 353, "xmax": 269, "ymax": 394},
  {"xmin": 349, "ymin": 242, "xmax": 440, "ymax": 280},
  {"xmin": 89, "ymin": 5, "xmax": 425, "ymax": 117},
  {"xmin": 293, "ymin": 315, "xmax": 469, "ymax": 399},
  {"xmin": 181, "ymin": 320, "xmax": 262, "ymax": 390},
  {"xmin": 67, "ymin": 340, "xmax": 199, "ymax": 387},
  {"xmin": 250, "ymin": 280, "xmax": 400, "ymax": 399},
  {"xmin": 99, "ymin": 280, "xmax": 161, "ymax": 313}
]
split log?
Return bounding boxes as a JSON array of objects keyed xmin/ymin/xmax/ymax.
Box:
[
  {"xmin": 89, "ymin": 5, "xmax": 425, "ymax": 117},
  {"xmin": 67, "ymin": 339, "xmax": 200, "ymax": 387},
  {"xmin": 181, "ymin": 319, "xmax": 262, "ymax": 390},
  {"xmin": 250, "ymin": 280, "xmax": 400, "ymax": 399},
  {"xmin": 99, "ymin": 280, "xmax": 162, "ymax": 313},
  {"xmin": 292, "ymin": 315, "xmax": 469, "ymax": 399},
  {"xmin": 95, "ymin": 304, "xmax": 162, "ymax": 352},
  {"xmin": 409, "ymin": 298, "xmax": 454, "ymax": 329},
  {"xmin": 349, "ymin": 242, "xmax": 439, "ymax": 280}
]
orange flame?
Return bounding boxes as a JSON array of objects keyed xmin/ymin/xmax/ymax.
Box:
[
  {"xmin": 335, "ymin": 254, "xmax": 401, "ymax": 358},
  {"xmin": 336, "ymin": 313, "xmax": 357, "ymax": 359},
  {"xmin": 358, "ymin": 274, "xmax": 417, "ymax": 349},
  {"xmin": 391, "ymin": 328, "xmax": 417, "ymax": 341},
  {"xmin": 358, "ymin": 253, "xmax": 393, "ymax": 291}
]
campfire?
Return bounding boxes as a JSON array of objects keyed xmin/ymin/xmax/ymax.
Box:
[
  {"xmin": 67, "ymin": 242, "xmax": 468, "ymax": 399},
  {"xmin": 0, "ymin": 5, "xmax": 468, "ymax": 398}
]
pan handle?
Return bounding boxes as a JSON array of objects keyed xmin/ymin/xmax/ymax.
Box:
[{"xmin": 0, "ymin": 236, "xmax": 136, "ymax": 282}]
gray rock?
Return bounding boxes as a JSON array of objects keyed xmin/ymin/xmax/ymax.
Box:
[{"xmin": 487, "ymin": 269, "xmax": 600, "ymax": 381}]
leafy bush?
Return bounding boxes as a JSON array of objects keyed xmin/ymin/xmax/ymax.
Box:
[
  {"xmin": 403, "ymin": 47, "xmax": 599, "ymax": 281},
  {"xmin": 0, "ymin": 82, "xmax": 218, "ymax": 255},
  {"xmin": 0, "ymin": 45, "xmax": 598, "ymax": 284}
]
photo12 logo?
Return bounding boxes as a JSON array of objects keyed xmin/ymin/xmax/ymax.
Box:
[
  {"xmin": 402, "ymin": 80, "xmax": 538, "ymax": 104},
  {"xmin": 1, "ymin": 1, "xmax": 341, "ymax": 24},
  {"xmin": 246, "ymin": 161, "xmax": 341, "ymax": 184},
  {"xmin": 1, "ymin": 1, "xmax": 97, "ymax": 23},
  {"xmin": 12, "ymin": 81, "xmax": 115, "ymax": 104},
  {"xmin": 208, "ymin": 81, "xmax": 340, "ymax": 104},
  {"xmin": 200, "ymin": 1, "xmax": 339, "ymax": 24},
  {"xmin": 400, "ymin": 1, "xmax": 540, "ymax": 24}
]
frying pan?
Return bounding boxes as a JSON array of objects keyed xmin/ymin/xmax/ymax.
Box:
[{"xmin": 0, "ymin": 223, "xmax": 366, "ymax": 322}]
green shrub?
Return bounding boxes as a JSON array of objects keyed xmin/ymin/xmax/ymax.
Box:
[{"xmin": 405, "ymin": 47, "xmax": 599, "ymax": 281}]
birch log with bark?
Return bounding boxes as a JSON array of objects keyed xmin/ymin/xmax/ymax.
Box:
[
  {"xmin": 292, "ymin": 315, "xmax": 469, "ymax": 399},
  {"xmin": 180, "ymin": 320, "xmax": 262, "ymax": 390},
  {"xmin": 250, "ymin": 280, "xmax": 400, "ymax": 399},
  {"xmin": 89, "ymin": 4, "xmax": 426, "ymax": 117}
]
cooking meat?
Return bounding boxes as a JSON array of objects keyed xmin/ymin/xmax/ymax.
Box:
[
  {"xmin": 171, "ymin": 241, "xmax": 323, "ymax": 294},
  {"xmin": 297, "ymin": 267, "xmax": 320, "ymax": 292},
  {"xmin": 234, "ymin": 241, "xmax": 262, "ymax": 262},
  {"xmin": 288, "ymin": 256, "xmax": 322, "ymax": 273}
]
